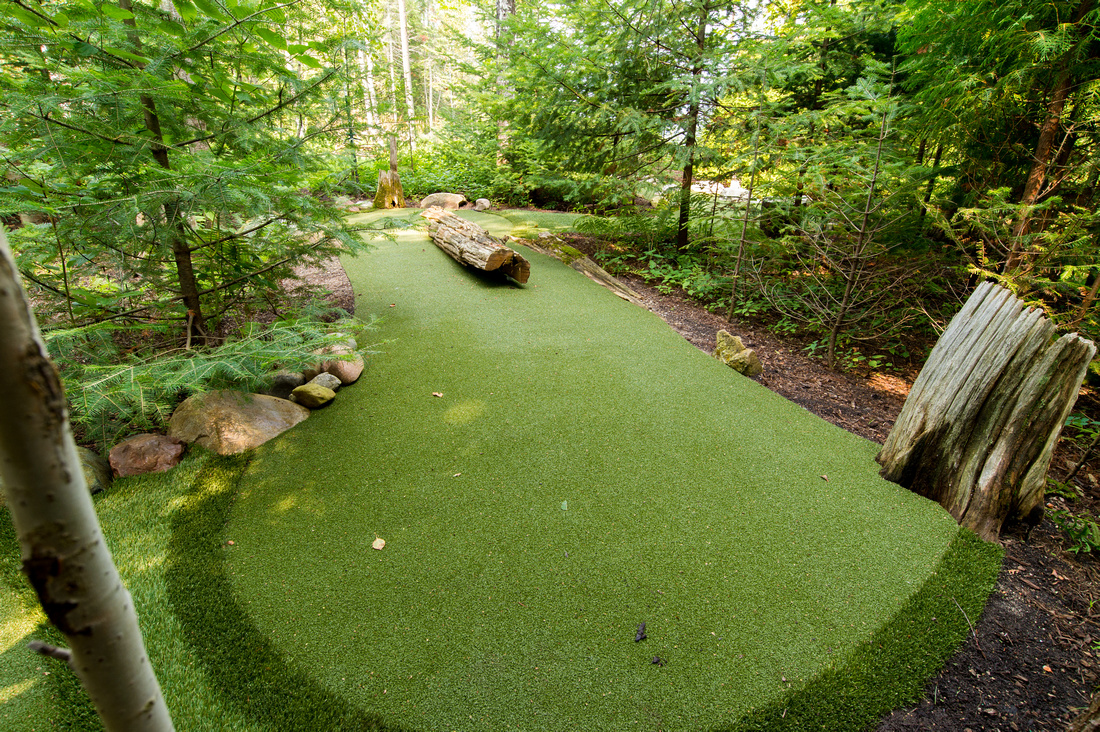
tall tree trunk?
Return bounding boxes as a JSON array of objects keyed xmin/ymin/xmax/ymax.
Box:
[
  {"xmin": 384, "ymin": 1, "xmax": 399, "ymax": 127},
  {"xmin": 0, "ymin": 228, "xmax": 174, "ymax": 732},
  {"xmin": 119, "ymin": 0, "xmax": 205, "ymax": 343},
  {"xmin": 357, "ymin": 47, "xmax": 378, "ymax": 130},
  {"xmin": 920, "ymin": 143, "xmax": 943, "ymax": 220},
  {"xmin": 1006, "ymin": 0, "xmax": 1094, "ymax": 271},
  {"xmin": 676, "ymin": 4, "xmax": 708, "ymax": 252},
  {"xmin": 495, "ymin": 0, "xmax": 516, "ymax": 163},
  {"xmin": 396, "ymin": 0, "xmax": 416, "ymax": 152}
]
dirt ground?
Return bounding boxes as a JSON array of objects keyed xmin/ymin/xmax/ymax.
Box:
[{"xmin": 303, "ymin": 241, "xmax": 1100, "ymax": 731}]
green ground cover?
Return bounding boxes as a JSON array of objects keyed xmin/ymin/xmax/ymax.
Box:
[{"xmin": 0, "ymin": 208, "xmax": 1001, "ymax": 730}]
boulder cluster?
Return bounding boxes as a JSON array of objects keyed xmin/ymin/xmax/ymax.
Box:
[{"xmin": 101, "ymin": 337, "xmax": 366, "ymax": 485}]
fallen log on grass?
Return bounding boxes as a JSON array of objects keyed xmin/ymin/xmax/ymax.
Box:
[
  {"xmin": 877, "ymin": 281, "xmax": 1096, "ymax": 542},
  {"xmin": 421, "ymin": 207, "xmax": 530, "ymax": 283}
]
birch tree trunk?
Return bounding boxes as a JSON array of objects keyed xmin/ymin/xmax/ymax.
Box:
[
  {"xmin": 0, "ymin": 228, "xmax": 174, "ymax": 731},
  {"xmin": 877, "ymin": 282, "xmax": 1096, "ymax": 541},
  {"xmin": 357, "ymin": 47, "xmax": 378, "ymax": 130},
  {"xmin": 396, "ymin": 0, "xmax": 417, "ymax": 152}
]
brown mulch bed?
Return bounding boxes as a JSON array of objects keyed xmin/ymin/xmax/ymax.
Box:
[{"xmin": 308, "ymin": 234, "xmax": 1100, "ymax": 730}]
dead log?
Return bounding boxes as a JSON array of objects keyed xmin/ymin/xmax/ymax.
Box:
[
  {"xmin": 877, "ymin": 281, "xmax": 1096, "ymax": 542},
  {"xmin": 421, "ymin": 207, "xmax": 530, "ymax": 283},
  {"xmin": 522, "ymin": 234, "xmax": 643, "ymax": 306}
]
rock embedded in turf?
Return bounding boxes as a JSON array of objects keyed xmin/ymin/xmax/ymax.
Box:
[
  {"xmin": 169, "ymin": 390, "xmax": 310, "ymax": 454},
  {"xmin": 108, "ymin": 433, "xmax": 186, "ymax": 477},
  {"xmin": 291, "ymin": 383, "xmax": 336, "ymax": 409}
]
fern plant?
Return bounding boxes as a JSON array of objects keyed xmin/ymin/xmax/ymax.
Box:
[{"xmin": 46, "ymin": 314, "xmax": 377, "ymax": 452}]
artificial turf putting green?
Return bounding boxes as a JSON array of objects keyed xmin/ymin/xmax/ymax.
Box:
[{"xmin": 220, "ymin": 209, "xmax": 1001, "ymax": 731}]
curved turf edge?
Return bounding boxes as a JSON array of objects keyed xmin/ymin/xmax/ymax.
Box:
[
  {"xmin": 166, "ymin": 454, "xmax": 401, "ymax": 731},
  {"xmin": 166, "ymin": 448, "xmax": 1001, "ymax": 732},
  {"xmin": 728, "ymin": 529, "xmax": 1002, "ymax": 731}
]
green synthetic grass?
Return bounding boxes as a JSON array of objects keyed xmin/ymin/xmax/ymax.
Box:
[
  {"xmin": 0, "ymin": 208, "xmax": 1001, "ymax": 729},
  {"xmin": 221, "ymin": 208, "xmax": 1002, "ymax": 731}
]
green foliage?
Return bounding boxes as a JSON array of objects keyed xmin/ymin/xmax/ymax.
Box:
[
  {"xmin": 1050, "ymin": 509, "xmax": 1100, "ymax": 555},
  {"xmin": 0, "ymin": 0, "xmax": 362, "ymax": 335},
  {"xmin": 46, "ymin": 313, "xmax": 375, "ymax": 451}
]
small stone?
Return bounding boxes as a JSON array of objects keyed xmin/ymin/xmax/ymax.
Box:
[
  {"xmin": 109, "ymin": 434, "xmax": 186, "ymax": 477},
  {"xmin": 474, "ymin": 198, "xmax": 491, "ymax": 211},
  {"xmin": 291, "ymin": 383, "xmax": 336, "ymax": 409},
  {"xmin": 347, "ymin": 206, "xmax": 361, "ymax": 213},
  {"xmin": 715, "ymin": 330, "xmax": 764, "ymax": 377},
  {"xmin": 309, "ymin": 372, "xmax": 342, "ymax": 391}
]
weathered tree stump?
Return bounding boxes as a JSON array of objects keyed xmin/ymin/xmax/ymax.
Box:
[
  {"xmin": 421, "ymin": 207, "xmax": 531, "ymax": 283},
  {"xmin": 877, "ymin": 281, "xmax": 1096, "ymax": 541},
  {"xmin": 373, "ymin": 170, "xmax": 405, "ymax": 209},
  {"xmin": 373, "ymin": 135, "xmax": 405, "ymax": 209}
]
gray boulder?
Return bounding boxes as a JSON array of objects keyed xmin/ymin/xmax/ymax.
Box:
[
  {"xmin": 474, "ymin": 198, "xmax": 491, "ymax": 211},
  {"xmin": 715, "ymin": 330, "xmax": 764, "ymax": 378},
  {"xmin": 79, "ymin": 447, "xmax": 112, "ymax": 493},
  {"xmin": 290, "ymin": 383, "xmax": 336, "ymax": 409},
  {"xmin": 109, "ymin": 434, "xmax": 186, "ymax": 477},
  {"xmin": 309, "ymin": 372, "xmax": 342, "ymax": 391},
  {"xmin": 266, "ymin": 369, "xmax": 306, "ymax": 400},
  {"xmin": 168, "ymin": 390, "xmax": 310, "ymax": 455},
  {"xmin": 420, "ymin": 192, "xmax": 467, "ymax": 210}
]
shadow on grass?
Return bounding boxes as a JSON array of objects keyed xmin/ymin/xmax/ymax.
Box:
[
  {"xmin": 165, "ymin": 454, "xmax": 408, "ymax": 732},
  {"xmin": 0, "ymin": 511, "xmax": 99, "ymax": 730}
]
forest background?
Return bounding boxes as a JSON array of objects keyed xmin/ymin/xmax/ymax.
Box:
[{"xmin": 1, "ymin": 0, "xmax": 1099, "ymax": 457}]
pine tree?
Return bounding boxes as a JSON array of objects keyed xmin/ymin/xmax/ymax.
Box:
[{"xmin": 0, "ymin": 0, "xmax": 362, "ymax": 341}]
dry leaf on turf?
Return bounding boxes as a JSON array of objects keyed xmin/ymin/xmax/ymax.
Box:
[
  {"xmin": 372, "ymin": 537, "xmax": 386, "ymax": 550},
  {"xmin": 432, "ymin": 392, "xmax": 443, "ymax": 398}
]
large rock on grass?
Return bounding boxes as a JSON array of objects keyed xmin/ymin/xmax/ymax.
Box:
[
  {"xmin": 109, "ymin": 434, "xmax": 186, "ymax": 477},
  {"xmin": 168, "ymin": 390, "xmax": 309, "ymax": 455},
  {"xmin": 715, "ymin": 330, "xmax": 764, "ymax": 377},
  {"xmin": 420, "ymin": 192, "xmax": 467, "ymax": 210}
]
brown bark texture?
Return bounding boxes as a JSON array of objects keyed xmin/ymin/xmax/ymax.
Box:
[
  {"xmin": 877, "ymin": 281, "xmax": 1095, "ymax": 541},
  {"xmin": 0, "ymin": 228, "xmax": 174, "ymax": 731},
  {"xmin": 374, "ymin": 169, "xmax": 406, "ymax": 209},
  {"xmin": 421, "ymin": 207, "xmax": 530, "ymax": 283}
]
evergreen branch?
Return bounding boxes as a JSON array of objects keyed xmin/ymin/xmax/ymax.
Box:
[
  {"xmin": 6, "ymin": 2, "xmax": 143, "ymax": 70},
  {"xmin": 28, "ymin": 109, "xmax": 134, "ymax": 146},
  {"xmin": 172, "ymin": 0, "xmax": 306, "ymax": 58},
  {"xmin": 172, "ymin": 69, "xmax": 339, "ymax": 148},
  {"xmin": 92, "ymin": 232, "xmax": 335, "ymax": 323},
  {"xmin": 17, "ymin": 268, "xmax": 117, "ymax": 313},
  {"xmin": 187, "ymin": 216, "xmax": 282, "ymax": 253}
]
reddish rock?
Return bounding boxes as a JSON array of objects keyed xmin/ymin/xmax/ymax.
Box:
[{"xmin": 109, "ymin": 434, "xmax": 186, "ymax": 477}]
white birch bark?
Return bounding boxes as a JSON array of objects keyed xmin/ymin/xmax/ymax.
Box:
[
  {"xmin": 357, "ymin": 47, "xmax": 378, "ymax": 130},
  {"xmin": 0, "ymin": 228, "xmax": 174, "ymax": 731},
  {"xmin": 395, "ymin": 0, "xmax": 417, "ymax": 151},
  {"xmin": 383, "ymin": 1, "xmax": 399, "ymax": 126}
]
